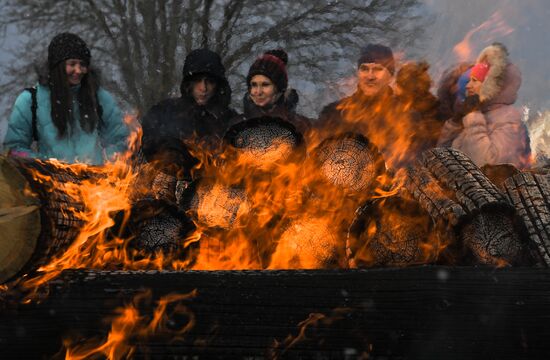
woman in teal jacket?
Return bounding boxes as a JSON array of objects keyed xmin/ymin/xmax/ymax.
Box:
[{"xmin": 4, "ymin": 33, "xmax": 129, "ymax": 165}]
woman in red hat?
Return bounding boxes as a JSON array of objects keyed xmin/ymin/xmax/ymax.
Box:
[{"xmin": 437, "ymin": 43, "xmax": 531, "ymax": 168}]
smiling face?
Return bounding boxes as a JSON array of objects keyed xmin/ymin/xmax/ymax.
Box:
[
  {"xmin": 65, "ymin": 59, "xmax": 88, "ymax": 86},
  {"xmin": 249, "ymin": 74, "xmax": 278, "ymax": 107},
  {"xmin": 357, "ymin": 63, "xmax": 392, "ymax": 97}
]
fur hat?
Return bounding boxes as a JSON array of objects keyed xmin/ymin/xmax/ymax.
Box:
[
  {"xmin": 48, "ymin": 33, "xmax": 91, "ymax": 69},
  {"xmin": 357, "ymin": 44, "xmax": 395, "ymax": 75},
  {"xmin": 475, "ymin": 43, "xmax": 510, "ymax": 102},
  {"xmin": 247, "ymin": 49, "xmax": 288, "ymax": 92}
]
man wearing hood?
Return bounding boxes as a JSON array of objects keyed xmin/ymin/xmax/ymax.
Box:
[
  {"xmin": 437, "ymin": 43, "xmax": 531, "ymax": 168},
  {"xmin": 133, "ymin": 49, "xmax": 237, "ymax": 258},
  {"xmin": 141, "ymin": 48, "xmax": 237, "ymax": 175}
]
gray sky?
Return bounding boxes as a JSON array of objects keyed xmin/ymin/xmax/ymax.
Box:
[{"xmin": 1, "ymin": 0, "xmax": 549, "ymax": 146}]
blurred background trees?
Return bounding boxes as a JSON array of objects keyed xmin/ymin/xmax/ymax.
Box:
[{"xmin": 0, "ymin": 0, "xmax": 428, "ymax": 116}]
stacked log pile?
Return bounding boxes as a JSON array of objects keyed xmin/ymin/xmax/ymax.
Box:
[
  {"xmin": 4, "ymin": 115, "xmax": 550, "ymax": 357},
  {"xmin": 404, "ymin": 148, "xmax": 530, "ymax": 266}
]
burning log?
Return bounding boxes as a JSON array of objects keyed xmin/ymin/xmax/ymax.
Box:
[
  {"xmin": 346, "ymin": 196, "xmax": 434, "ymax": 267},
  {"xmin": 128, "ymin": 165, "xmax": 194, "ymax": 254},
  {"xmin": 404, "ymin": 165, "xmax": 467, "ymax": 228},
  {"xmin": 420, "ymin": 148, "xmax": 511, "ymax": 213},
  {"xmin": 0, "ymin": 156, "xmax": 87, "ymax": 283},
  {"xmin": 270, "ymin": 216, "xmax": 346, "ymax": 269},
  {"xmin": 504, "ymin": 172, "xmax": 550, "ymax": 266},
  {"xmin": 223, "ymin": 116, "xmax": 305, "ymax": 170},
  {"xmin": 414, "ymin": 148, "xmax": 526, "ymax": 265},
  {"xmin": 130, "ymin": 202, "xmax": 193, "ymax": 254},
  {"xmin": 178, "ymin": 179, "xmax": 250, "ymax": 230},
  {"xmin": 311, "ymin": 133, "xmax": 385, "ymax": 193},
  {"xmin": 481, "ymin": 163, "xmax": 521, "ymax": 191}
]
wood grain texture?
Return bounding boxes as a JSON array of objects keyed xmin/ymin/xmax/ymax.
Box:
[{"xmin": 2, "ymin": 267, "xmax": 548, "ymax": 359}]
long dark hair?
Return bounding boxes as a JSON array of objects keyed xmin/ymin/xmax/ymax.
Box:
[{"xmin": 39, "ymin": 61, "xmax": 101, "ymax": 137}]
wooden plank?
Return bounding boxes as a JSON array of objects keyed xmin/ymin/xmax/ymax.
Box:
[{"xmin": 1, "ymin": 267, "xmax": 550, "ymax": 358}]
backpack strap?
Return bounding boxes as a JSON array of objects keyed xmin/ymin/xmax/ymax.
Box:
[
  {"xmin": 24, "ymin": 87, "xmax": 38, "ymax": 142},
  {"xmin": 96, "ymin": 101, "xmax": 104, "ymax": 129}
]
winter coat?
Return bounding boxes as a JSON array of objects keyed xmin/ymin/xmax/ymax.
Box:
[
  {"xmin": 4, "ymin": 83, "xmax": 129, "ymax": 165},
  {"xmin": 141, "ymin": 49, "xmax": 238, "ymax": 177},
  {"xmin": 242, "ymin": 89, "xmax": 312, "ymax": 134},
  {"xmin": 437, "ymin": 45, "xmax": 531, "ymax": 168},
  {"xmin": 316, "ymin": 87, "xmax": 417, "ymax": 168}
]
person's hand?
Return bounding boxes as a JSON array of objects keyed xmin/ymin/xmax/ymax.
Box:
[
  {"xmin": 461, "ymin": 94, "xmax": 481, "ymax": 115},
  {"xmin": 451, "ymin": 94, "xmax": 480, "ymax": 124}
]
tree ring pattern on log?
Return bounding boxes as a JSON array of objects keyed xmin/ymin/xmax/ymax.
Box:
[
  {"xmin": 313, "ymin": 133, "xmax": 384, "ymax": 192},
  {"xmin": 133, "ymin": 212, "xmax": 185, "ymax": 252},
  {"xmin": 270, "ymin": 217, "xmax": 342, "ymax": 269},
  {"xmin": 224, "ymin": 117, "xmax": 304, "ymax": 169},
  {"xmin": 7, "ymin": 157, "xmax": 86, "ymax": 270},
  {"xmin": 182, "ymin": 181, "xmax": 250, "ymax": 230},
  {"xmin": 504, "ymin": 173, "xmax": 550, "ymax": 266},
  {"xmin": 461, "ymin": 212, "xmax": 522, "ymax": 265},
  {"xmin": 151, "ymin": 172, "xmax": 177, "ymax": 203},
  {"xmin": 347, "ymin": 198, "xmax": 427, "ymax": 267}
]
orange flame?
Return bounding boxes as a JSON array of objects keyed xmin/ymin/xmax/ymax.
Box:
[
  {"xmin": 453, "ymin": 10, "xmax": 515, "ymax": 62},
  {"xmin": 64, "ymin": 289, "xmax": 197, "ymax": 360}
]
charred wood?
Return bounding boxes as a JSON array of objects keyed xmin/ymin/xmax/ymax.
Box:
[
  {"xmin": 0, "ymin": 157, "xmax": 88, "ymax": 283},
  {"xmin": 421, "ymin": 147, "xmax": 512, "ymax": 213},
  {"xmin": 404, "ymin": 164, "xmax": 466, "ymax": 228},
  {"xmin": 1, "ymin": 268, "xmax": 550, "ymax": 359},
  {"xmin": 418, "ymin": 148, "xmax": 525, "ymax": 265},
  {"xmin": 504, "ymin": 172, "xmax": 550, "ymax": 266}
]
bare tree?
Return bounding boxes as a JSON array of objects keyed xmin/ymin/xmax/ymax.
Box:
[{"xmin": 0, "ymin": 0, "xmax": 429, "ymax": 117}]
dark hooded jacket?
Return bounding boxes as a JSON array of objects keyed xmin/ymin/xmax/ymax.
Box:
[
  {"xmin": 242, "ymin": 89, "xmax": 311, "ymax": 134},
  {"xmin": 141, "ymin": 49, "xmax": 238, "ymax": 176},
  {"xmin": 437, "ymin": 44, "xmax": 531, "ymax": 168}
]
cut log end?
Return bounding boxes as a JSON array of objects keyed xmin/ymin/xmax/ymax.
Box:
[{"xmin": 0, "ymin": 157, "xmax": 42, "ymax": 283}]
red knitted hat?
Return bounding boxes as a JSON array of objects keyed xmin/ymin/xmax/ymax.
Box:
[
  {"xmin": 246, "ymin": 50, "xmax": 288, "ymax": 91},
  {"xmin": 470, "ymin": 62, "xmax": 490, "ymax": 82}
]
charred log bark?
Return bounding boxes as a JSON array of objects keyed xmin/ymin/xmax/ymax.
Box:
[
  {"xmin": 481, "ymin": 163, "xmax": 521, "ymax": 192},
  {"xmin": 404, "ymin": 165, "xmax": 467, "ymax": 228},
  {"xmin": 347, "ymin": 196, "xmax": 433, "ymax": 268},
  {"xmin": 421, "ymin": 148, "xmax": 511, "ymax": 213},
  {"xmin": 416, "ymin": 148, "xmax": 525, "ymax": 265},
  {"xmin": 504, "ymin": 172, "xmax": 550, "ymax": 266}
]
